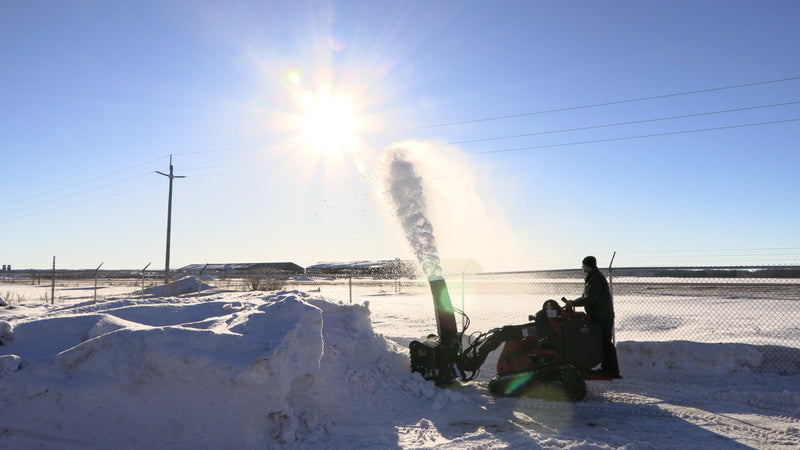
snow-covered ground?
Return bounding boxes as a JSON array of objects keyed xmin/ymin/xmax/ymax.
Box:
[{"xmin": 1, "ymin": 277, "xmax": 799, "ymax": 449}]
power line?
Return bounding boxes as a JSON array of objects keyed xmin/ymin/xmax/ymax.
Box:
[
  {"xmin": 6, "ymin": 113, "xmax": 789, "ymax": 221},
  {"xmin": 0, "ymin": 156, "xmax": 167, "ymax": 208},
  {"xmin": 4, "ymin": 114, "xmax": 796, "ymax": 218},
  {"xmin": 169, "ymin": 115, "xmax": 799, "ymax": 179},
  {"xmin": 0, "ymin": 172, "xmax": 155, "ymax": 215},
  {"xmin": 470, "ymin": 117, "xmax": 800, "ymax": 155},
  {"xmin": 5, "ymin": 76, "xmax": 799, "ymax": 216},
  {"xmin": 172, "ymin": 143, "xmax": 274, "ymax": 157},
  {"xmin": 388, "ymin": 75, "xmax": 800, "ymax": 132},
  {"xmin": 449, "ymin": 101, "xmax": 800, "ymax": 146},
  {"xmin": 0, "ymin": 181, "xmax": 162, "ymax": 223}
]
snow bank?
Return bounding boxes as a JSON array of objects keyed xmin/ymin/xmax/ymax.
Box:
[
  {"xmin": 619, "ymin": 340, "xmax": 800, "ymax": 377},
  {"xmin": 1, "ymin": 289, "xmax": 798, "ymax": 448},
  {"xmin": 0, "ymin": 290, "xmax": 448, "ymax": 448},
  {"xmin": 139, "ymin": 275, "xmax": 217, "ymax": 297}
]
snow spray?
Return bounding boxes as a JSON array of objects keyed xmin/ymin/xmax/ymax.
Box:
[
  {"xmin": 379, "ymin": 146, "xmax": 444, "ymax": 281},
  {"xmin": 378, "ymin": 144, "xmax": 459, "ymax": 343},
  {"xmin": 378, "ymin": 140, "xmax": 521, "ymax": 274}
]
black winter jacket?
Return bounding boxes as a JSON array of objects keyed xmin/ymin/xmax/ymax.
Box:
[{"xmin": 571, "ymin": 267, "xmax": 614, "ymax": 323}]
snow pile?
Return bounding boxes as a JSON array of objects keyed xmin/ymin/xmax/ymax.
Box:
[
  {"xmin": 620, "ymin": 341, "xmax": 800, "ymax": 377},
  {"xmin": 0, "ymin": 291, "xmax": 453, "ymax": 448},
  {"xmin": 139, "ymin": 275, "xmax": 217, "ymax": 297},
  {"xmin": 1, "ymin": 288, "xmax": 799, "ymax": 448},
  {"xmin": 621, "ymin": 341, "xmax": 762, "ymax": 376}
]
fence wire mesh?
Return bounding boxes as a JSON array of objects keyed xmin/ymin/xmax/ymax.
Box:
[
  {"xmin": 4, "ymin": 266, "xmax": 798, "ymax": 372},
  {"xmin": 284, "ymin": 267, "xmax": 800, "ymax": 373}
]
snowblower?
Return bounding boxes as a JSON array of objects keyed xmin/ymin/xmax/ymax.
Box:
[{"xmin": 409, "ymin": 278, "xmax": 613, "ymax": 401}]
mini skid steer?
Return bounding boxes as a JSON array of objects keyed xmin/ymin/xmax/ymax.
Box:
[{"xmin": 409, "ymin": 278, "xmax": 614, "ymax": 401}]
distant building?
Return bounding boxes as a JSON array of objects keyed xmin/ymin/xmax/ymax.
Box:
[
  {"xmin": 176, "ymin": 262, "xmax": 304, "ymax": 277},
  {"xmin": 306, "ymin": 259, "xmax": 483, "ymax": 277},
  {"xmin": 306, "ymin": 259, "xmax": 416, "ymax": 277}
]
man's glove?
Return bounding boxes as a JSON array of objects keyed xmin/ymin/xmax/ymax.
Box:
[{"xmin": 561, "ymin": 297, "xmax": 572, "ymax": 306}]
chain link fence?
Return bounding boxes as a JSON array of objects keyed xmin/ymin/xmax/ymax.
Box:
[
  {"xmin": 283, "ymin": 267, "xmax": 800, "ymax": 373},
  {"xmin": 3, "ymin": 265, "xmax": 798, "ymax": 371}
]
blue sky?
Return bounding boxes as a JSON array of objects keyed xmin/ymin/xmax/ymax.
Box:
[{"xmin": 2, "ymin": 0, "xmax": 798, "ymax": 271}]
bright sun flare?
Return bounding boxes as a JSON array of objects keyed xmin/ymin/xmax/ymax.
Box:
[{"xmin": 298, "ymin": 91, "xmax": 359, "ymax": 156}]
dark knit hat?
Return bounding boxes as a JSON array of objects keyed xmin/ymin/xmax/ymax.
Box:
[{"xmin": 582, "ymin": 256, "xmax": 597, "ymax": 268}]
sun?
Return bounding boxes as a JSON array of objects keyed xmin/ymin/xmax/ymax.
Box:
[{"xmin": 297, "ymin": 91, "xmax": 359, "ymax": 157}]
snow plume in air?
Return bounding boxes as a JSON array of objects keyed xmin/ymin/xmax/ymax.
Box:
[
  {"xmin": 377, "ymin": 140, "xmax": 523, "ymax": 273},
  {"xmin": 378, "ymin": 145, "xmax": 443, "ymax": 281}
]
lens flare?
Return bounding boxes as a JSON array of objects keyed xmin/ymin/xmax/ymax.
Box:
[
  {"xmin": 248, "ymin": 98, "xmax": 267, "ymax": 114},
  {"xmin": 328, "ymin": 33, "xmax": 345, "ymax": 51},
  {"xmin": 286, "ymin": 69, "xmax": 302, "ymax": 85},
  {"xmin": 504, "ymin": 372, "xmax": 535, "ymax": 395}
]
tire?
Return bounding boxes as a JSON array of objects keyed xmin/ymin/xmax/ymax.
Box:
[
  {"xmin": 560, "ymin": 364, "xmax": 587, "ymax": 401},
  {"xmin": 489, "ymin": 364, "xmax": 586, "ymax": 401}
]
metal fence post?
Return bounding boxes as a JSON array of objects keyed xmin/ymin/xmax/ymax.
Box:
[
  {"xmin": 141, "ymin": 262, "xmax": 151, "ymax": 299},
  {"xmin": 198, "ymin": 263, "xmax": 209, "ymax": 295},
  {"xmin": 93, "ymin": 262, "xmax": 103, "ymax": 302},
  {"xmin": 462, "ymin": 270, "xmax": 466, "ymax": 332},
  {"xmin": 51, "ymin": 256, "xmax": 55, "ymax": 305},
  {"xmin": 608, "ymin": 251, "xmax": 616, "ymax": 345}
]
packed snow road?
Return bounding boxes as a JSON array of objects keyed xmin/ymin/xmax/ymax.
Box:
[{"xmin": 331, "ymin": 371, "xmax": 800, "ymax": 449}]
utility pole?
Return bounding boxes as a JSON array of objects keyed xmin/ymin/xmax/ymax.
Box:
[{"xmin": 156, "ymin": 155, "xmax": 185, "ymax": 284}]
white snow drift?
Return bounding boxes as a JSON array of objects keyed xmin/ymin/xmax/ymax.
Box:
[{"xmin": 1, "ymin": 286, "xmax": 799, "ymax": 449}]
